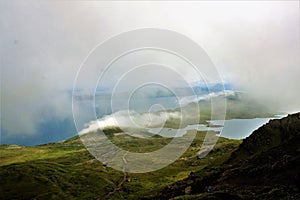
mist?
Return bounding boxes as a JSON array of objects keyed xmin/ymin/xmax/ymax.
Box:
[{"xmin": 1, "ymin": 1, "xmax": 299, "ymax": 145}]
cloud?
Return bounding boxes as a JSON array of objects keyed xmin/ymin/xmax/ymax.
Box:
[
  {"xmin": 178, "ymin": 90, "xmax": 236, "ymax": 106},
  {"xmin": 1, "ymin": 1, "xmax": 299, "ymax": 144},
  {"xmin": 79, "ymin": 110, "xmax": 181, "ymax": 135}
]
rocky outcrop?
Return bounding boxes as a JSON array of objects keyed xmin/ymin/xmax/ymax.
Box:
[{"xmin": 150, "ymin": 113, "xmax": 300, "ymax": 199}]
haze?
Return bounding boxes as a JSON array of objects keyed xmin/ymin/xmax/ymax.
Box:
[{"xmin": 1, "ymin": 1, "xmax": 299, "ymax": 145}]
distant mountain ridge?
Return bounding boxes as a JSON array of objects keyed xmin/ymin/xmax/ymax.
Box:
[{"xmin": 73, "ymin": 82, "xmax": 236, "ymax": 100}]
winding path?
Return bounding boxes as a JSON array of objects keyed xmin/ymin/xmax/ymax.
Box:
[{"xmin": 101, "ymin": 152, "xmax": 128, "ymax": 199}]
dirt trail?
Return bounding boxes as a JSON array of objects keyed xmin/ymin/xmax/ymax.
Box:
[{"xmin": 101, "ymin": 153, "xmax": 128, "ymax": 199}]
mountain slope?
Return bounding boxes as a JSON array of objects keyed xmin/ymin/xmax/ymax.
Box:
[
  {"xmin": 0, "ymin": 131, "xmax": 241, "ymax": 199},
  {"xmin": 151, "ymin": 113, "xmax": 300, "ymax": 199}
]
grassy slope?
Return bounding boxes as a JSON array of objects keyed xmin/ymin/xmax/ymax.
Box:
[{"xmin": 0, "ymin": 133, "xmax": 241, "ymax": 200}]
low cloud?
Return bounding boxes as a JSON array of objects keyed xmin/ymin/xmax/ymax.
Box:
[
  {"xmin": 1, "ymin": 1, "xmax": 299, "ymax": 144},
  {"xmin": 79, "ymin": 110, "xmax": 181, "ymax": 135},
  {"xmin": 178, "ymin": 90, "xmax": 236, "ymax": 106}
]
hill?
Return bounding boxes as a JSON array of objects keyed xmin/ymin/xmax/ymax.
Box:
[
  {"xmin": 1, "ymin": 113, "xmax": 298, "ymax": 199},
  {"xmin": 0, "ymin": 131, "xmax": 241, "ymax": 199},
  {"xmin": 149, "ymin": 112, "xmax": 300, "ymax": 199}
]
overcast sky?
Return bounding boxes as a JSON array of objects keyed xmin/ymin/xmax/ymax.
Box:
[{"xmin": 1, "ymin": 1, "xmax": 299, "ymax": 144}]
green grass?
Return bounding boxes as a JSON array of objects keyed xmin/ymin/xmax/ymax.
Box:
[{"xmin": 0, "ymin": 132, "xmax": 241, "ymax": 199}]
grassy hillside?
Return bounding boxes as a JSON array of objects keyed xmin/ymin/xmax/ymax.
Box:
[{"xmin": 0, "ymin": 132, "xmax": 241, "ymax": 199}]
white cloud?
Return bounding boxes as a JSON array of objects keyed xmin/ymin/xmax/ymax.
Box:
[
  {"xmin": 79, "ymin": 110, "xmax": 181, "ymax": 135},
  {"xmin": 1, "ymin": 1, "xmax": 299, "ymax": 139}
]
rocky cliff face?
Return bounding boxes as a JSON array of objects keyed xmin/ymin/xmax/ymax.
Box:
[
  {"xmin": 230, "ymin": 113, "xmax": 300, "ymax": 162},
  {"xmin": 150, "ymin": 113, "xmax": 300, "ymax": 200}
]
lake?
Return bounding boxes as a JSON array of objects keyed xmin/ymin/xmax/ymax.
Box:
[
  {"xmin": 148, "ymin": 116, "xmax": 285, "ymax": 139},
  {"xmin": 209, "ymin": 117, "xmax": 277, "ymax": 139}
]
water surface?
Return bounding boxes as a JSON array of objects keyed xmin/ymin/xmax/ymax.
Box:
[{"xmin": 149, "ymin": 117, "xmax": 281, "ymax": 139}]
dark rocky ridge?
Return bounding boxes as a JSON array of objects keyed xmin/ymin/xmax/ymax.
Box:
[{"xmin": 150, "ymin": 113, "xmax": 300, "ymax": 199}]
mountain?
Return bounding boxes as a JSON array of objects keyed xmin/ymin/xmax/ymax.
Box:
[
  {"xmin": 1, "ymin": 113, "xmax": 297, "ymax": 199},
  {"xmin": 191, "ymin": 82, "xmax": 234, "ymax": 93},
  {"xmin": 73, "ymin": 83, "xmax": 235, "ymax": 100},
  {"xmin": 149, "ymin": 113, "xmax": 300, "ymax": 199}
]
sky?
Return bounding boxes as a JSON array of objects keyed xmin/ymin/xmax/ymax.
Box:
[{"xmin": 1, "ymin": 1, "xmax": 299, "ymax": 145}]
